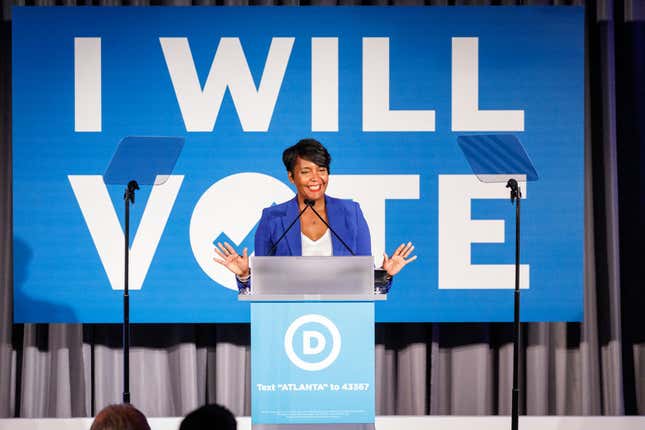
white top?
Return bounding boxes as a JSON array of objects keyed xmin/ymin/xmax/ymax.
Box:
[{"xmin": 301, "ymin": 229, "xmax": 333, "ymax": 256}]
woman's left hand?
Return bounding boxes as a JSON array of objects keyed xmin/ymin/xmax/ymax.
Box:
[{"xmin": 382, "ymin": 242, "xmax": 417, "ymax": 277}]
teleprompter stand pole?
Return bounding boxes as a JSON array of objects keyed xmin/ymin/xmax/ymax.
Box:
[
  {"xmin": 103, "ymin": 136, "xmax": 185, "ymax": 404},
  {"xmin": 123, "ymin": 180, "xmax": 139, "ymax": 404},
  {"xmin": 506, "ymin": 178, "xmax": 521, "ymax": 430},
  {"xmin": 456, "ymin": 134, "xmax": 536, "ymax": 430}
]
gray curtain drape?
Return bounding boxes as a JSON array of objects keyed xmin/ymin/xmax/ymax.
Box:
[{"xmin": 1, "ymin": 0, "xmax": 643, "ymax": 419}]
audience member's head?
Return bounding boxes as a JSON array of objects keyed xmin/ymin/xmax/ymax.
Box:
[
  {"xmin": 179, "ymin": 404, "xmax": 237, "ymax": 430},
  {"xmin": 90, "ymin": 403, "xmax": 150, "ymax": 430}
]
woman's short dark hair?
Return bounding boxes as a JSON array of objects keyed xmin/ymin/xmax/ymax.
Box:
[{"xmin": 282, "ymin": 139, "xmax": 331, "ymax": 174}]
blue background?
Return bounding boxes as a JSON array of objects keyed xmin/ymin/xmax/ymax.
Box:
[{"xmin": 12, "ymin": 7, "xmax": 584, "ymax": 322}]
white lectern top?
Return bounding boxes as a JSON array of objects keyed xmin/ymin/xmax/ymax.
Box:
[{"xmin": 238, "ymin": 256, "xmax": 386, "ymax": 302}]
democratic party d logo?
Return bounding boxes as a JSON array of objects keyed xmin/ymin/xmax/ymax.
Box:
[{"xmin": 284, "ymin": 314, "xmax": 341, "ymax": 371}]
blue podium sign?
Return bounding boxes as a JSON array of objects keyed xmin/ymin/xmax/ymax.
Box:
[{"xmin": 251, "ymin": 303, "xmax": 375, "ymax": 425}]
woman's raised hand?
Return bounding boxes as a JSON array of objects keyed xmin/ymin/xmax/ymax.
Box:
[
  {"xmin": 382, "ymin": 242, "xmax": 417, "ymax": 277},
  {"xmin": 213, "ymin": 242, "xmax": 249, "ymax": 278}
]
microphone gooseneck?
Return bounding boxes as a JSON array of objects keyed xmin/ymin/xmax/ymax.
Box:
[
  {"xmin": 269, "ymin": 198, "xmax": 357, "ymax": 256},
  {"xmin": 267, "ymin": 203, "xmax": 310, "ymax": 256},
  {"xmin": 307, "ymin": 203, "xmax": 356, "ymax": 256}
]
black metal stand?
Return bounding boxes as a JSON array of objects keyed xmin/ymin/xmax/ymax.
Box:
[
  {"xmin": 506, "ymin": 178, "xmax": 521, "ymax": 430},
  {"xmin": 122, "ymin": 180, "xmax": 139, "ymax": 404}
]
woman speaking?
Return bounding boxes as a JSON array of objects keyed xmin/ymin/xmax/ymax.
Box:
[{"xmin": 213, "ymin": 138, "xmax": 416, "ymax": 292}]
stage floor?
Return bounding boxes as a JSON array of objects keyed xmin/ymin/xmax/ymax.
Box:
[{"xmin": 1, "ymin": 416, "xmax": 644, "ymax": 430}]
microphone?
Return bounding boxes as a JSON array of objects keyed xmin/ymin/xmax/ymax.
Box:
[
  {"xmin": 267, "ymin": 202, "xmax": 311, "ymax": 256},
  {"xmin": 306, "ymin": 200, "xmax": 356, "ymax": 256}
]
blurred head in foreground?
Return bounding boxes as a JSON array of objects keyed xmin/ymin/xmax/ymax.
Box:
[
  {"xmin": 90, "ymin": 403, "xmax": 150, "ymax": 430},
  {"xmin": 180, "ymin": 404, "xmax": 237, "ymax": 430}
]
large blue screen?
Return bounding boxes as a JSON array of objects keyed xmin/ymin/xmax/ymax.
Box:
[{"xmin": 12, "ymin": 7, "xmax": 584, "ymax": 322}]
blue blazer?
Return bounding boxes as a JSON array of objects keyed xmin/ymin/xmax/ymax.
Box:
[
  {"xmin": 254, "ymin": 195, "xmax": 372, "ymax": 257},
  {"xmin": 236, "ymin": 195, "xmax": 379, "ymax": 291}
]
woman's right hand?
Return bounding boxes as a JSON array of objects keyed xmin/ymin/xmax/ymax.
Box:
[{"xmin": 213, "ymin": 242, "xmax": 249, "ymax": 278}]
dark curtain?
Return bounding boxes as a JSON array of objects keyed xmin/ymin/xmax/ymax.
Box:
[{"xmin": 0, "ymin": 0, "xmax": 643, "ymax": 419}]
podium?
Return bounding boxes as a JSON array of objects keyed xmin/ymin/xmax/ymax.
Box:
[{"xmin": 240, "ymin": 256, "xmax": 386, "ymax": 430}]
